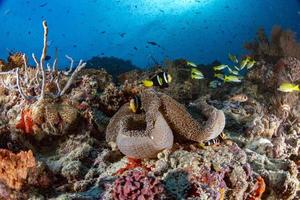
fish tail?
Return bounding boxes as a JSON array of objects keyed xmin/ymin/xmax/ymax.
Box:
[
  {"xmin": 296, "ymin": 85, "xmax": 300, "ymax": 91},
  {"xmin": 143, "ymin": 80, "xmax": 154, "ymax": 87}
]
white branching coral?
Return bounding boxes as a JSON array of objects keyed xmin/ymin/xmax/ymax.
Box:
[{"xmin": 0, "ymin": 20, "xmax": 86, "ymax": 102}]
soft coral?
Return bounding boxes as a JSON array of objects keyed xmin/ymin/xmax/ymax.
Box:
[{"xmin": 16, "ymin": 109, "xmax": 34, "ymax": 134}]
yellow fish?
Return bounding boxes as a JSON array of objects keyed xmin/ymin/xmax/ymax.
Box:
[
  {"xmin": 277, "ymin": 83, "xmax": 300, "ymax": 92},
  {"xmin": 224, "ymin": 75, "xmax": 242, "ymax": 83},
  {"xmin": 143, "ymin": 72, "xmax": 172, "ymax": 88},
  {"xmin": 228, "ymin": 67, "xmax": 239, "ymax": 75},
  {"xmin": 233, "ymin": 66, "xmax": 240, "ymax": 71},
  {"xmin": 213, "ymin": 64, "xmax": 228, "ymax": 71},
  {"xmin": 228, "ymin": 53, "xmax": 238, "ymax": 63},
  {"xmin": 187, "ymin": 61, "xmax": 197, "ymax": 67},
  {"xmin": 214, "ymin": 73, "xmax": 224, "ymax": 80},
  {"xmin": 191, "ymin": 68, "xmax": 204, "ymax": 79},
  {"xmin": 246, "ymin": 60, "xmax": 256, "ymax": 69},
  {"xmin": 129, "ymin": 95, "xmax": 143, "ymax": 113},
  {"xmin": 240, "ymin": 57, "xmax": 251, "ymax": 69}
]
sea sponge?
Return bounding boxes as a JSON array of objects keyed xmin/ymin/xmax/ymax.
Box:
[
  {"xmin": 112, "ymin": 169, "xmax": 165, "ymax": 200},
  {"xmin": 159, "ymin": 93, "xmax": 226, "ymax": 142},
  {"xmin": 0, "ymin": 149, "xmax": 36, "ymax": 190}
]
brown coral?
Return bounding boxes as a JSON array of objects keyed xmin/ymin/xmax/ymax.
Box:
[
  {"xmin": 99, "ymin": 81, "xmax": 140, "ymax": 116},
  {"xmin": 7, "ymin": 52, "xmax": 25, "ymax": 69},
  {"xmin": 159, "ymin": 93, "xmax": 226, "ymax": 142},
  {"xmin": 106, "ymin": 89, "xmax": 225, "ymax": 158},
  {"xmin": 0, "ymin": 149, "xmax": 36, "ymax": 190},
  {"xmin": 245, "ymin": 26, "xmax": 300, "ymax": 61}
]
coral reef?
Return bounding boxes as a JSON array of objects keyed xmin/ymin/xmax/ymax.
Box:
[
  {"xmin": 245, "ymin": 26, "xmax": 300, "ymax": 61},
  {"xmin": 0, "ymin": 21, "xmax": 299, "ymax": 200}
]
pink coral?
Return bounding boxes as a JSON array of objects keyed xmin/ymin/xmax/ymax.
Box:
[{"xmin": 112, "ymin": 169, "xmax": 165, "ymax": 200}]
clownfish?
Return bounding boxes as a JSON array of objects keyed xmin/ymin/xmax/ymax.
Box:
[{"xmin": 129, "ymin": 95, "xmax": 143, "ymax": 114}]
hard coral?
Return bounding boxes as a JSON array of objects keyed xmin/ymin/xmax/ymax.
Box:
[
  {"xmin": 246, "ymin": 57, "xmax": 300, "ymax": 119},
  {"xmin": 99, "ymin": 82, "xmax": 139, "ymax": 116},
  {"xmin": 189, "ymin": 166, "xmax": 227, "ymax": 199},
  {"xmin": 0, "ymin": 149, "xmax": 36, "ymax": 190},
  {"xmin": 30, "ymin": 101, "xmax": 79, "ymax": 136},
  {"xmin": 112, "ymin": 169, "xmax": 165, "ymax": 200}
]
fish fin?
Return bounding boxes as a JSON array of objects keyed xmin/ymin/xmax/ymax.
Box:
[
  {"xmin": 143, "ymin": 80, "xmax": 154, "ymax": 87},
  {"xmin": 198, "ymin": 143, "xmax": 207, "ymax": 149},
  {"xmin": 129, "ymin": 102, "xmax": 137, "ymax": 113}
]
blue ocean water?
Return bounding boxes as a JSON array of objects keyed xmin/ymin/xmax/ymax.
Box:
[{"xmin": 0, "ymin": 0, "xmax": 299, "ymax": 68}]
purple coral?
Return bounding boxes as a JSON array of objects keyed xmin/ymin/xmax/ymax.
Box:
[
  {"xmin": 188, "ymin": 166, "xmax": 227, "ymax": 199},
  {"xmin": 112, "ymin": 169, "xmax": 165, "ymax": 200}
]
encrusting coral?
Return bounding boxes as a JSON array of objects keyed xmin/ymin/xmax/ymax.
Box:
[
  {"xmin": 112, "ymin": 168, "xmax": 166, "ymax": 200},
  {"xmin": 0, "ymin": 149, "xmax": 36, "ymax": 190}
]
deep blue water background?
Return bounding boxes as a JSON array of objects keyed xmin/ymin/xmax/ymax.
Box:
[{"xmin": 0, "ymin": 0, "xmax": 300, "ymax": 68}]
